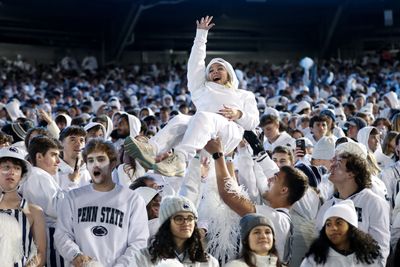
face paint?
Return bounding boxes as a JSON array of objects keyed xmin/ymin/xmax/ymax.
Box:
[{"xmin": 86, "ymin": 151, "xmax": 112, "ymax": 185}]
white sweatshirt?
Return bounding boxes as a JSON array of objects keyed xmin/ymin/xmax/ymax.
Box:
[
  {"xmin": 133, "ymin": 248, "xmax": 219, "ymax": 267},
  {"xmin": 57, "ymin": 159, "xmax": 91, "ymax": 191},
  {"xmin": 300, "ymin": 247, "xmax": 383, "ymax": 267},
  {"xmin": 20, "ymin": 166, "xmax": 64, "ymax": 228},
  {"xmin": 187, "ymin": 29, "xmax": 259, "ymax": 131},
  {"xmin": 315, "ymin": 189, "xmax": 390, "ymax": 263},
  {"xmin": 54, "ymin": 184, "xmax": 149, "ymax": 267}
]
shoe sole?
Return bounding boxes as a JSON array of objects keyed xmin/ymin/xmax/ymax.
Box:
[
  {"xmin": 154, "ymin": 163, "xmax": 185, "ymax": 177},
  {"xmin": 129, "ymin": 139, "xmax": 156, "ymax": 170}
]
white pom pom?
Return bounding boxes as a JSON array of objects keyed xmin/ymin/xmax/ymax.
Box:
[
  {"xmin": 300, "ymin": 57, "xmax": 314, "ymax": 70},
  {"xmin": 156, "ymin": 259, "xmax": 185, "ymax": 267},
  {"xmin": 0, "ymin": 213, "xmax": 24, "ymax": 266}
]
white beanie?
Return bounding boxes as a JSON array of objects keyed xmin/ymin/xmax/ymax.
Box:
[
  {"xmin": 335, "ymin": 142, "xmax": 368, "ymax": 159},
  {"xmin": 312, "ymin": 136, "xmax": 335, "ymax": 160},
  {"xmin": 134, "ymin": 187, "xmax": 159, "ymax": 206},
  {"xmin": 159, "ymin": 196, "xmax": 198, "ymax": 225},
  {"xmin": 322, "ymin": 199, "xmax": 358, "ymax": 228}
]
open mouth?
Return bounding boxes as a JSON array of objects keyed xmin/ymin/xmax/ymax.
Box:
[
  {"xmin": 93, "ymin": 170, "xmax": 101, "ymax": 177},
  {"xmin": 213, "ymin": 77, "xmax": 221, "ymax": 82}
]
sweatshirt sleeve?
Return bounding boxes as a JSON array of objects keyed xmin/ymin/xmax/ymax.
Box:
[
  {"xmin": 54, "ymin": 194, "xmax": 82, "ymax": 262},
  {"xmin": 114, "ymin": 194, "xmax": 149, "ymax": 267},
  {"xmin": 187, "ymin": 29, "xmax": 208, "ymax": 94},
  {"xmin": 235, "ymin": 91, "xmax": 260, "ymax": 130},
  {"xmin": 236, "ymin": 146, "xmax": 259, "ymax": 203},
  {"xmin": 47, "ymin": 120, "xmax": 60, "ymax": 139},
  {"xmin": 179, "ymin": 157, "xmax": 202, "ymax": 207}
]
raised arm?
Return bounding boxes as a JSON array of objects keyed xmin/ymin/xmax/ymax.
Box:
[
  {"xmin": 204, "ymin": 138, "xmax": 256, "ymax": 217},
  {"xmin": 187, "ymin": 16, "xmax": 215, "ymax": 93}
]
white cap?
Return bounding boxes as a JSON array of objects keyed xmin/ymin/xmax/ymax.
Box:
[
  {"xmin": 0, "ymin": 146, "xmax": 31, "ymax": 173},
  {"xmin": 294, "ymin": 101, "xmax": 311, "ymax": 114},
  {"xmin": 312, "ymin": 136, "xmax": 335, "ymax": 160},
  {"xmin": 134, "ymin": 187, "xmax": 159, "ymax": 206},
  {"xmin": 335, "ymin": 142, "xmax": 368, "ymax": 159},
  {"xmin": 263, "ymin": 107, "xmax": 280, "ymax": 118},
  {"xmin": 84, "ymin": 122, "xmax": 106, "ymax": 139},
  {"xmin": 323, "ymin": 199, "xmax": 358, "ymax": 228}
]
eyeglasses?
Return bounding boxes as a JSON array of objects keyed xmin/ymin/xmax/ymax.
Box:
[{"xmin": 172, "ymin": 215, "xmax": 197, "ymax": 225}]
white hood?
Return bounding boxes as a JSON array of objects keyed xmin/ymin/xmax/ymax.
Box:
[
  {"xmin": 384, "ymin": 91, "xmax": 399, "ymax": 109},
  {"xmin": 357, "ymin": 126, "xmax": 375, "ymax": 151},
  {"xmin": 206, "ymin": 58, "xmax": 239, "ymax": 89}
]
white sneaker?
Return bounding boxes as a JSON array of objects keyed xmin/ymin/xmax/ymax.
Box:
[
  {"xmin": 154, "ymin": 153, "xmax": 186, "ymax": 177},
  {"xmin": 124, "ymin": 137, "xmax": 156, "ymax": 169}
]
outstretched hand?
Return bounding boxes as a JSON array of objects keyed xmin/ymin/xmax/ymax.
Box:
[{"xmin": 196, "ymin": 16, "xmax": 215, "ymax": 30}]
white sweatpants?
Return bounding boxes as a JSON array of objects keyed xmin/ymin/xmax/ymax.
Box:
[{"xmin": 150, "ymin": 111, "xmax": 244, "ymax": 161}]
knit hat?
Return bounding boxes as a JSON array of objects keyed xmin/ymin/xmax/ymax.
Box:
[
  {"xmin": 322, "ymin": 199, "xmax": 358, "ymax": 228},
  {"xmin": 134, "ymin": 187, "xmax": 159, "ymax": 206},
  {"xmin": 159, "ymin": 196, "xmax": 198, "ymax": 225},
  {"xmin": 240, "ymin": 213, "xmax": 275, "ymax": 240},
  {"xmin": 312, "ymin": 136, "xmax": 336, "ymax": 160}
]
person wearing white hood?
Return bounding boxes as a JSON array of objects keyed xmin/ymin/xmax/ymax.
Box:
[
  {"xmin": 115, "ymin": 112, "xmax": 142, "ymax": 149},
  {"xmin": 380, "ymin": 91, "xmax": 400, "ymax": 119},
  {"xmin": 128, "ymin": 16, "xmax": 259, "ymax": 177},
  {"xmin": 357, "ymin": 126, "xmax": 393, "ymax": 170}
]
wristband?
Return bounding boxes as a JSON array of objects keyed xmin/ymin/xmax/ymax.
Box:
[{"xmin": 212, "ymin": 152, "xmax": 223, "ymax": 160}]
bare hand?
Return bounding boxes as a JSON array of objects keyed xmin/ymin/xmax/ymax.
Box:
[
  {"xmin": 204, "ymin": 137, "xmax": 223, "ymax": 154},
  {"xmin": 294, "ymin": 146, "xmax": 305, "ymax": 162},
  {"xmin": 218, "ymin": 105, "xmax": 242, "ymax": 121},
  {"xmin": 196, "ymin": 16, "xmax": 215, "ymax": 30},
  {"xmin": 25, "ymin": 255, "xmax": 41, "ymax": 267},
  {"xmin": 72, "ymin": 254, "xmax": 92, "ymax": 267},
  {"xmin": 68, "ymin": 157, "xmax": 81, "ymax": 183},
  {"xmin": 37, "ymin": 108, "xmax": 52, "ymax": 124}
]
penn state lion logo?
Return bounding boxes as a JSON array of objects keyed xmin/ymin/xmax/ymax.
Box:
[{"xmin": 91, "ymin": 226, "xmax": 108, "ymax": 236}]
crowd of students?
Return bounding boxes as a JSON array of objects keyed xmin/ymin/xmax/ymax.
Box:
[{"xmin": 1, "ymin": 15, "xmax": 400, "ymax": 267}]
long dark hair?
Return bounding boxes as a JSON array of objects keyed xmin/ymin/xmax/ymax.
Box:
[
  {"xmin": 148, "ymin": 219, "xmax": 208, "ymax": 263},
  {"xmin": 305, "ymin": 224, "xmax": 381, "ymax": 264},
  {"xmin": 241, "ymin": 233, "xmax": 281, "ymax": 267}
]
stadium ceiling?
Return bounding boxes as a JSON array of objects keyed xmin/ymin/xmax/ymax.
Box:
[{"xmin": 0, "ymin": 0, "xmax": 399, "ymax": 61}]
